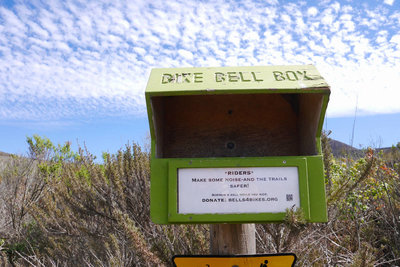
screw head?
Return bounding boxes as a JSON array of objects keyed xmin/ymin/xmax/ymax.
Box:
[{"xmin": 226, "ymin": 142, "xmax": 235, "ymax": 150}]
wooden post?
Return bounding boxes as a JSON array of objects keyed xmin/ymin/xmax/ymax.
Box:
[{"xmin": 210, "ymin": 223, "xmax": 256, "ymax": 255}]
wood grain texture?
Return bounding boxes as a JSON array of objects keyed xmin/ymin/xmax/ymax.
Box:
[
  {"xmin": 210, "ymin": 224, "xmax": 256, "ymax": 255},
  {"xmin": 153, "ymin": 94, "xmax": 300, "ymax": 158},
  {"xmin": 299, "ymin": 93, "xmax": 324, "ymax": 155},
  {"xmin": 152, "ymin": 92, "xmax": 325, "ymax": 158}
]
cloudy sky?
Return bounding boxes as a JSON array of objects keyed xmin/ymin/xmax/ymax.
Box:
[{"xmin": 1, "ymin": 0, "xmax": 399, "ymax": 156}]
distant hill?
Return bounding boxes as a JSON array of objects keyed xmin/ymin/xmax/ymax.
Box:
[
  {"xmin": 328, "ymin": 139, "xmax": 363, "ymax": 158},
  {"xmin": 328, "ymin": 139, "xmax": 400, "ymax": 158},
  {"xmin": 0, "ymin": 151, "xmax": 12, "ymax": 161},
  {"xmin": 0, "ymin": 151, "xmax": 12, "ymax": 170},
  {"xmin": 0, "ymin": 151, "xmax": 11, "ymax": 157},
  {"xmin": 377, "ymin": 145, "xmax": 400, "ymax": 154}
]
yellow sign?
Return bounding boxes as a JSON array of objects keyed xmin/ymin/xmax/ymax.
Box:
[{"xmin": 173, "ymin": 253, "xmax": 296, "ymax": 267}]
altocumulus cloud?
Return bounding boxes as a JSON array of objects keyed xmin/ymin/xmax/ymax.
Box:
[{"xmin": 0, "ymin": 0, "xmax": 400, "ymax": 120}]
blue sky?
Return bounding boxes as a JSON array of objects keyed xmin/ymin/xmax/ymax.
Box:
[{"xmin": 1, "ymin": 0, "xmax": 399, "ymax": 159}]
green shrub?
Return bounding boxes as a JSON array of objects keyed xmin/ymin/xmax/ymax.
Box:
[{"xmin": 1, "ymin": 134, "xmax": 399, "ymax": 266}]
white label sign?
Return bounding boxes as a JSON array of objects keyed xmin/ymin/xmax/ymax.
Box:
[{"xmin": 178, "ymin": 167, "xmax": 300, "ymax": 214}]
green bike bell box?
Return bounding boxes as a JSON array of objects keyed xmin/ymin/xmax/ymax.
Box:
[{"xmin": 145, "ymin": 65, "xmax": 330, "ymax": 224}]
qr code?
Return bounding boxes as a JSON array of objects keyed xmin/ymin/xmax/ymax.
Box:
[{"xmin": 286, "ymin": 194, "xmax": 293, "ymax": 201}]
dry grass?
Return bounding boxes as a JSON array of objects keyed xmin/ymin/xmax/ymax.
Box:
[{"xmin": 0, "ymin": 135, "xmax": 399, "ymax": 266}]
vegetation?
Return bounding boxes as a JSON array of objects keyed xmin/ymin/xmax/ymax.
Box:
[{"xmin": 0, "ymin": 134, "xmax": 399, "ymax": 266}]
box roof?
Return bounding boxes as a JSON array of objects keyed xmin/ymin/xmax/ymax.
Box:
[{"xmin": 145, "ymin": 65, "xmax": 330, "ymax": 95}]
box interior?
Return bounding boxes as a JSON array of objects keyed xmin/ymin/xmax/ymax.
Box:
[{"xmin": 151, "ymin": 93, "xmax": 324, "ymax": 158}]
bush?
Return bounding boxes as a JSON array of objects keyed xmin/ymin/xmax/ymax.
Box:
[
  {"xmin": 1, "ymin": 134, "xmax": 399, "ymax": 266},
  {"xmin": 255, "ymin": 134, "xmax": 400, "ymax": 266}
]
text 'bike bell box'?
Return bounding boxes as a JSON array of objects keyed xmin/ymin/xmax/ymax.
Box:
[{"xmin": 145, "ymin": 65, "xmax": 330, "ymax": 224}]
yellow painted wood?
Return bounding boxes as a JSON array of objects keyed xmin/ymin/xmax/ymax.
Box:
[
  {"xmin": 173, "ymin": 253, "xmax": 296, "ymax": 267},
  {"xmin": 146, "ymin": 65, "xmax": 329, "ymax": 94}
]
